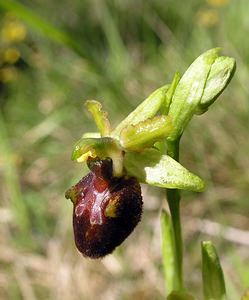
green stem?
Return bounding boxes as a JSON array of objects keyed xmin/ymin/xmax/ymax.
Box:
[
  {"xmin": 166, "ymin": 139, "xmax": 179, "ymax": 161},
  {"xmin": 166, "ymin": 138, "xmax": 184, "ymax": 291}
]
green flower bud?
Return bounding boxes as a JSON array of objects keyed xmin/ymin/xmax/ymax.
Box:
[{"xmin": 167, "ymin": 48, "xmax": 235, "ymax": 141}]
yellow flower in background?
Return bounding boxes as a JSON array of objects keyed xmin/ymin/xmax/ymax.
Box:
[
  {"xmin": 0, "ymin": 66, "xmax": 18, "ymax": 83},
  {"xmin": 242, "ymin": 288, "xmax": 249, "ymax": 300},
  {"xmin": 207, "ymin": 0, "xmax": 229, "ymax": 7},
  {"xmin": 196, "ymin": 9, "xmax": 219, "ymax": 27},
  {"xmin": 0, "ymin": 16, "xmax": 26, "ymax": 83},
  {"xmin": 1, "ymin": 19, "xmax": 27, "ymax": 44},
  {"xmin": 3, "ymin": 48, "xmax": 20, "ymax": 64}
]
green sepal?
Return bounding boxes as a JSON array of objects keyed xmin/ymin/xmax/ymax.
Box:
[
  {"xmin": 196, "ymin": 56, "xmax": 236, "ymax": 114},
  {"xmin": 167, "ymin": 291, "xmax": 195, "ymax": 300},
  {"xmin": 167, "ymin": 48, "xmax": 220, "ymax": 141},
  {"xmin": 85, "ymin": 100, "xmax": 111, "ymax": 137},
  {"xmin": 119, "ymin": 115, "xmax": 172, "ymax": 151},
  {"xmin": 124, "ymin": 148, "xmax": 205, "ymax": 192},
  {"xmin": 112, "ymin": 85, "xmax": 170, "ymax": 138},
  {"xmin": 202, "ymin": 241, "xmax": 226, "ymax": 300},
  {"xmin": 161, "ymin": 210, "xmax": 175, "ymax": 294}
]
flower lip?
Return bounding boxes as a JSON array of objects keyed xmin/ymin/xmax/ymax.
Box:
[{"xmin": 66, "ymin": 157, "xmax": 143, "ymax": 258}]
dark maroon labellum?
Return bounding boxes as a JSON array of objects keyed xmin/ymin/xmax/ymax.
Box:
[{"xmin": 65, "ymin": 158, "xmax": 143, "ymax": 258}]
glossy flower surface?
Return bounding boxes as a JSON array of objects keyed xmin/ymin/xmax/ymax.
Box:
[{"xmin": 65, "ymin": 158, "xmax": 143, "ymax": 258}]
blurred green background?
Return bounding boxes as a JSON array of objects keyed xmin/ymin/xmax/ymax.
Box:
[{"xmin": 0, "ymin": 0, "xmax": 248, "ymax": 299}]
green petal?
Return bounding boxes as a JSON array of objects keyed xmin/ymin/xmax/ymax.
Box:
[
  {"xmin": 85, "ymin": 100, "xmax": 111, "ymax": 136},
  {"xmin": 119, "ymin": 115, "xmax": 172, "ymax": 151},
  {"xmin": 202, "ymin": 241, "xmax": 226, "ymax": 300},
  {"xmin": 124, "ymin": 148, "xmax": 205, "ymax": 192},
  {"xmin": 111, "ymin": 85, "xmax": 170, "ymax": 138}
]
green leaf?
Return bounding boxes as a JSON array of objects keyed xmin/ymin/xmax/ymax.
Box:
[
  {"xmin": 167, "ymin": 291, "xmax": 195, "ymax": 300},
  {"xmin": 85, "ymin": 100, "xmax": 111, "ymax": 137},
  {"xmin": 196, "ymin": 56, "xmax": 236, "ymax": 114},
  {"xmin": 161, "ymin": 210, "xmax": 175, "ymax": 294},
  {"xmin": 161, "ymin": 72, "xmax": 181, "ymax": 115},
  {"xmin": 112, "ymin": 85, "xmax": 170, "ymax": 137},
  {"xmin": 119, "ymin": 115, "xmax": 172, "ymax": 151},
  {"xmin": 124, "ymin": 148, "xmax": 205, "ymax": 192},
  {"xmin": 202, "ymin": 241, "xmax": 226, "ymax": 300},
  {"xmin": 167, "ymin": 48, "xmax": 220, "ymax": 141}
]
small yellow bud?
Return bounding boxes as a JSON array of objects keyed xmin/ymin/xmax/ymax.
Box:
[
  {"xmin": 3, "ymin": 48, "xmax": 20, "ymax": 64},
  {"xmin": 0, "ymin": 67, "xmax": 18, "ymax": 83},
  {"xmin": 1, "ymin": 20, "xmax": 27, "ymax": 44},
  {"xmin": 196, "ymin": 9, "xmax": 219, "ymax": 27}
]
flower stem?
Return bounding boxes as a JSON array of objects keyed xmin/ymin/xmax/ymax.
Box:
[{"xmin": 166, "ymin": 138, "xmax": 184, "ymax": 291}]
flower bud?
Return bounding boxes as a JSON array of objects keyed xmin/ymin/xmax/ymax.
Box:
[
  {"xmin": 65, "ymin": 158, "xmax": 143, "ymax": 258},
  {"xmin": 167, "ymin": 48, "xmax": 235, "ymax": 141}
]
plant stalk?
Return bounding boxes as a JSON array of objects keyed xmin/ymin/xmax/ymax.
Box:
[{"xmin": 166, "ymin": 138, "xmax": 184, "ymax": 291}]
